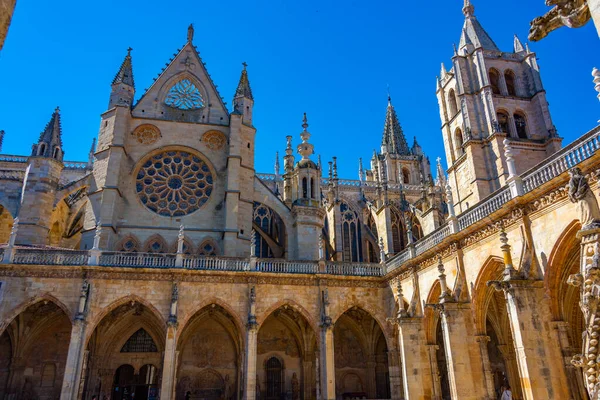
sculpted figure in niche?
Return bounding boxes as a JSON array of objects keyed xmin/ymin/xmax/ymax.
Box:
[
  {"xmin": 568, "ymin": 167, "xmax": 600, "ymax": 229},
  {"xmin": 291, "ymin": 372, "xmax": 300, "ymax": 400}
]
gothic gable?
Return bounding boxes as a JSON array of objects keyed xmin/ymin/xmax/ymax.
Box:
[{"xmin": 133, "ymin": 42, "xmax": 229, "ymax": 125}]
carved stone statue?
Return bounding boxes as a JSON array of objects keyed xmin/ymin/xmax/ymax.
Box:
[
  {"xmin": 568, "ymin": 167, "xmax": 600, "ymax": 229},
  {"xmin": 529, "ymin": 0, "xmax": 591, "ymax": 41},
  {"xmin": 291, "ymin": 372, "xmax": 300, "ymax": 400}
]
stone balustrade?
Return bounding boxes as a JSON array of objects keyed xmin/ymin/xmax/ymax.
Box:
[
  {"xmin": 325, "ymin": 261, "xmax": 385, "ymax": 277},
  {"xmin": 182, "ymin": 256, "xmax": 249, "ymax": 271},
  {"xmin": 12, "ymin": 248, "xmax": 90, "ymax": 266}
]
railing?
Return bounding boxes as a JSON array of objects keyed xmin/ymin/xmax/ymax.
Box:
[
  {"xmin": 0, "ymin": 169, "xmax": 25, "ymax": 181},
  {"xmin": 0, "ymin": 154, "xmax": 28, "ymax": 163},
  {"xmin": 12, "ymin": 249, "xmax": 89, "ymax": 265},
  {"xmin": 415, "ymin": 223, "xmax": 451, "ymax": 255},
  {"xmin": 64, "ymin": 161, "xmax": 90, "ymax": 170},
  {"xmin": 326, "ymin": 262, "xmax": 384, "ymax": 277},
  {"xmin": 183, "ymin": 256, "xmax": 249, "ymax": 271},
  {"xmin": 457, "ymin": 187, "xmax": 512, "ymax": 231},
  {"xmin": 522, "ymin": 127, "xmax": 600, "ymax": 193},
  {"xmin": 256, "ymin": 259, "xmax": 318, "ymax": 274},
  {"xmin": 99, "ymin": 252, "xmax": 176, "ymax": 268},
  {"xmin": 386, "ymin": 248, "xmax": 411, "ymax": 272}
]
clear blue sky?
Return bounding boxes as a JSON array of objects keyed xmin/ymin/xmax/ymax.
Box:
[{"xmin": 0, "ymin": 0, "xmax": 598, "ymax": 179}]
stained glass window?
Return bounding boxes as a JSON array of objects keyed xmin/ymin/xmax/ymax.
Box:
[
  {"xmin": 165, "ymin": 79, "xmax": 204, "ymax": 110},
  {"xmin": 136, "ymin": 150, "xmax": 213, "ymax": 217},
  {"xmin": 340, "ymin": 202, "xmax": 362, "ymax": 262},
  {"xmin": 121, "ymin": 329, "xmax": 158, "ymax": 353}
]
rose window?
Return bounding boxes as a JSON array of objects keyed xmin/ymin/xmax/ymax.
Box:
[
  {"xmin": 136, "ymin": 150, "xmax": 213, "ymax": 217},
  {"xmin": 165, "ymin": 79, "xmax": 204, "ymax": 110}
]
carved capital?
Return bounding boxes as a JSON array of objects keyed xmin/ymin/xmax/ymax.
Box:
[{"xmin": 486, "ymin": 280, "xmax": 512, "ymax": 294}]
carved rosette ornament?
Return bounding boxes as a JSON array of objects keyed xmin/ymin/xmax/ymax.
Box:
[
  {"xmin": 133, "ymin": 124, "xmax": 161, "ymax": 145},
  {"xmin": 571, "ymin": 230, "xmax": 600, "ymax": 399}
]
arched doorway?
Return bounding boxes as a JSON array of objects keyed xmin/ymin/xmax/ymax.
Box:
[
  {"xmin": 334, "ymin": 307, "xmax": 390, "ymax": 399},
  {"xmin": 257, "ymin": 305, "xmax": 317, "ymax": 400},
  {"xmin": 0, "ymin": 300, "xmax": 71, "ymax": 399},
  {"xmin": 176, "ymin": 304, "xmax": 242, "ymax": 400},
  {"xmin": 82, "ymin": 300, "xmax": 165, "ymax": 400},
  {"xmin": 472, "ymin": 259, "xmax": 522, "ymax": 399},
  {"xmin": 547, "ymin": 222, "xmax": 589, "ymax": 399}
]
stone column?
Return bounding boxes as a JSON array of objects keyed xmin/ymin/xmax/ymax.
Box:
[
  {"xmin": 303, "ymin": 359, "xmax": 313, "ymax": 400},
  {"xmin": 490, "ymin": 280, "xmax": 570, "ymax": 399},
  {"xmin": 244, "ymin": 286, "xmax": 259, "ymax": 400},
  {"xmin": 396, "ymin": 317, "xmax": 434, "ymax": 400},
  {"xmin": 475, "ymin": 335, "xmax": 495, "ymax": 399},
  {"xmin": 160, "ymin": 324, "xmax": 179, "ymax": 399},
  {"xmin": 386, "ymin": 349, "xmax": 403, "ymax": 400},
  {"xmin": 438, "ymin": 303, "xmax": 488, "ymax": 400},
  {"xmin": 60, "ymin": 320, "xmax": 88, "ymax": 399},
  {"xmin": 553, "ymin": 321, "xmax": 588, "ymax": 400},
  {"xmin": 319, "ymin": 326, "xmax": 336, "ymax": 400},
  {"xmin": 426, "ymin": 344, "xmax": 442, "ymax": 400}
]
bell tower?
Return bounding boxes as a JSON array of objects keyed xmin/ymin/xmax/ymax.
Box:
[{"xmin": 436, "ymin": 0, "xmax": 561, "ymax": 212}]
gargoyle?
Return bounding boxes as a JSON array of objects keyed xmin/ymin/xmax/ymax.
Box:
[{"xmin": 529, "ymin": 0, "xmax": 591, "ymax": 41}]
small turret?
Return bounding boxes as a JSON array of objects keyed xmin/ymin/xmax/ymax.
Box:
[
  {"xmin": 233, "ymin": 62, "xmax": 254, "ymax": 125},
  {"xmin": 109, "ymin": 48, "xmax": 135, "ymax": 109},
  {"xmin": 513, "ymin": 34, "xmax": 525, "ymax": 53},
  {"xmin": 32, "ymin": 107, "xmax": 63, "ymax": 161}
]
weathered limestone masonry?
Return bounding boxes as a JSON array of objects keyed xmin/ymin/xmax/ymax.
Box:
[{"xmin": 1, "ymin": 1, "xmax": 600, "ymax": 399}]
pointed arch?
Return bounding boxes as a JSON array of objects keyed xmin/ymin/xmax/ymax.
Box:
[
  {"xmin": 390, "ymin": 206, "xmax": 406, "ymax": 253},
  {"xmin": 339, "ymin": 200, "xmax": 363, "ymax": 262},
  {"xmin": 332, "ymin": 304, "xmax": 392, "ymax": 350},
  {"xmin": 143, "ymin": 234, "xmax": 168, "ymax": 253},
  {"xmin": 115, "ymin": 234, "xmax": 141, "ymax": 252},
  {"xmin": 489, "ymin": 68, "xmax": 501, "ymax": 94},
  {"xmin": 504, "ymin": 69, "xmax": 517, "ymax": 96},
  {"xmin": 85, "ymin": 294, "xmax": 166, "ymax": 343},
  {"xmin": 176, "ymin": 297, "xmax": 245, "ymax": 344},
  {"xmin": 198, "ymin": 237, "xmax": 220, "ymax": 256},
  {"xmin": 448, "ymin": 89, "xmax": 458, "ymax": 116},
  {"xmin": 253, "ymin": 202, "xmax": 286, "ymax": 258},
  {"xmin": 258, "ymin": 299, "xmax": 319, "ymax": 337},
  {"xmin": 423, "ymin": 281, "xmax": 442, "ymax": 344},
  {"xmin": 472, "ymin": 255, "xmax": 505, "ymax": 334},
  {"xmin": 0, "ymin": 293, "xmax": 73, "ymax": 337},
  {"xmin": 454, "ymin": 128, "xmax": 464, "ymax": 158}
]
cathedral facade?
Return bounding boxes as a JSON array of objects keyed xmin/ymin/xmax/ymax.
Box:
[{"xmin": 0, "ymin": 1, "xmax": 599, "ymax": 400}]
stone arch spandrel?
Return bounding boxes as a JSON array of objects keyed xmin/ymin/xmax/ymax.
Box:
[
  {"xmin": 0, "ymin": 293, "xmax": 74, "ymax": 337},
  {"xmin": 85, "ymin": 294, "xmax": 167, "ymax": 345},
  {"xmin": 176, "ymin": 296, "xmax": 245, "ymax": 345},
  {"xmin": 257, "ymin": 298, "xmax": 320, "ymax": 341},
  {"xmin": 331, "ymin": 302, "xmax": 393, "ymax": 351},
  {"xmin": 471, "ymin": 255, "xmax": 505, "ymax": 334}
]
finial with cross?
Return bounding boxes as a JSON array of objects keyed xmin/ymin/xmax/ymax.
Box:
[
  {"xmin": 127, "ymin": 47, "xmax": 133, "ymax": 56},
  {"xmin": 242, "ymin": 61, "xmax": 248, "ymax": 70}
]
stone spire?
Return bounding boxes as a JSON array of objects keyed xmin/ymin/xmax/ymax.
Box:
[
  {"xmin": 458, "ymin": 0, "xmax": 499, "ymax": 52},
  {"xmin": 32, "ymin": 107, "xmax": 63, "ymax": 160},
  {"xmin": 88, "ymin": 138, "xmax": 96, "ymax": 167},
  {"xmin": 381, "ymin": 96, "xmax": 410, "ymax": 156},
  {"xmin": 435, "ymin": 157, "xmax": 447, "ymax": 188},
  {"xmin": 274, "ymin": 151, "xmax": 280, "ymax": 176},
  {"xmin": 440, "ymin": 62, "xmax": 447, "ymax": 77},
  {"xmin": 0, "ymin": 130, "xmax": 4, "ymax": 153},
  {"xmin": 513, "ymin": 34, "xmax": 525, "ymax": 53},
  {"xmin": 234, "ymin": 62, "xmax": 253, "ymax": 100},
  {"xmin": 112, "ymin": 47, "xmax": 134, "ymax": 88}
]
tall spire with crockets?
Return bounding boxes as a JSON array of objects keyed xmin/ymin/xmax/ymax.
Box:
[{"xmin": 381, "ymin": 96, "xmax": 410, "ymax": 156}]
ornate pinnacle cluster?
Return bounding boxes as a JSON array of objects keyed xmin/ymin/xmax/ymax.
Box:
[
  {"xmin": 34, "ymin": 107, "xmax": 63, "ymax": 157},
  {"xmin": 112, "ymin": 47, "xmax": 134, "ymax": 87}
]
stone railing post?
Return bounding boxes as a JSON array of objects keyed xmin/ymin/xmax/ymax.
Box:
[
  {"xmin": 445, "ymin": 185, "xmax": 459, "ymax": 234},
  {"xmin": 175, "ymin": 225, "xmax": 185, "ymax": 267},
  {"xmin": 504, "ymin": 139, "xmax": 524, "ymax": 198},
  {"xmin": 2, "ymin": 217, "xmax": 18, "ymax": 264},
  {"xmin": 88, "ymin": 222, "xmax": 102, "ymax": 266}
]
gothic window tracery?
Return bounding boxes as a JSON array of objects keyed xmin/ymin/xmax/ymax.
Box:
[
  {"xmin": 136, "ymin": 150, "xmax": 213, "ymax": 217},
  {"xmin": 198, "ymin": 239, "xmax": 218, "ymax": 256},
  {"xmin": 117, "ymin": 236, "xmax": 140, "ymax": 252},
  {"xmin": 165, "ymin": 79, "xmax": 204, "ymax": 110},
  {"xmin": 144, "ymin": 235, "xmax": 167, "ymax": 253},
  {"xmin": 253, "ymin": 202, "xmax": 285, "ymax": 258},
  {"xmin": 454, "ymin": 128, "xmax": 464, "ymax": 158},
  {"xmin": 121, "ymin": 328, "xmax": 158, "ymax": 353},
  {"xmin": 411, "ymin": 216, "xmax": 424, "ymax": 241},
  {"xmin": 340, "ymin": 202, "xmax": 362, "ymax": 262},
  {"xmin": 391, "ymin": 210, "xmax": 406, "ymax": 253}
]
